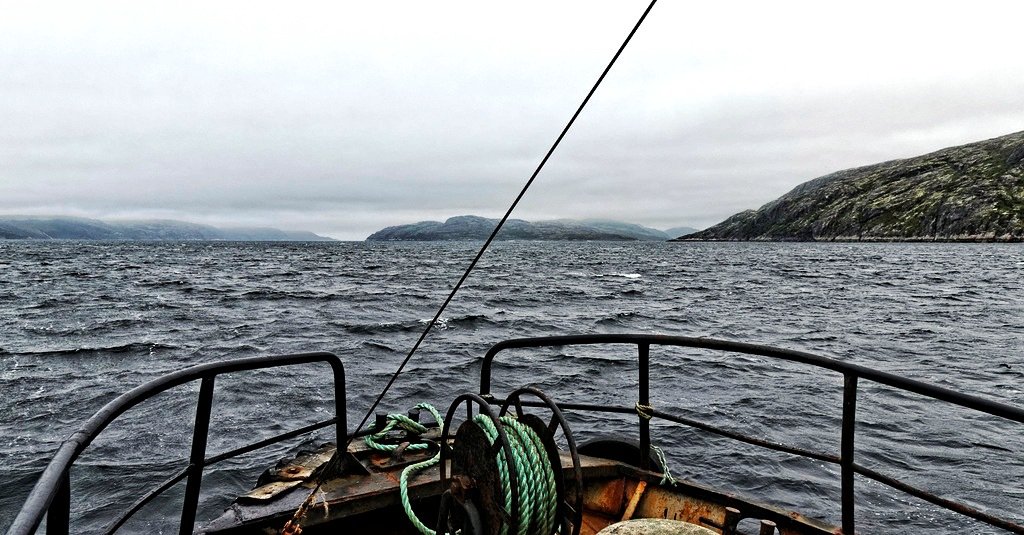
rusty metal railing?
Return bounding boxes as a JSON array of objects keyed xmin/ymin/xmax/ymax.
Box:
[
  {"xmin": 479, "ymin": 334, "xmax": 1024, "ymax": 534},
  {"xmin": 7, "ymin": 352, "xmax": 346, "ymax": 535}
]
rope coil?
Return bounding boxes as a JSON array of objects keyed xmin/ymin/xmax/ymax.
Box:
[
  {"xmin": 403, "ymin": 411, "xmax": 560, "ymax": 535},
  {"xmin": 473, "ymin": 415, "xmax": 559, "ymax": 535}
]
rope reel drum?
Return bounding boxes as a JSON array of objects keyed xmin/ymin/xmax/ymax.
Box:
[{"xmin": 438, "ymin": 387, "xmax": 583, "ymax": 535}]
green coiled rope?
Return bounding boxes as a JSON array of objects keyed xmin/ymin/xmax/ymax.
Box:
[
  {"xmin": 395, "ymin": 406, "xmax": 559, "ymax": 535},
  {"xmin": 475, "ymin": 415, "xmax": 558, "ymax": 535}
]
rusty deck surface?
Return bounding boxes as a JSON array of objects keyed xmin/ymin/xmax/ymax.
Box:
[{"xmin": 199, "ymin": 433, "xmax": 839, "ymax": 535}]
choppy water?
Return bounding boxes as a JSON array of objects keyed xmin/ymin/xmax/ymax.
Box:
[{"xmin": 1, "ymin": 241, "xmax": 1021, "ymax": 534}]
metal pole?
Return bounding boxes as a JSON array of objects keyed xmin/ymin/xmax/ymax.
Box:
[
  {"xmin": 180, "ymin": 376, "xmax": 215, "ymax": 535},
  {"xmin": 841, "ymin": 374, "xmax": 858, "ymax": 534},
  {"xmin": 45, "ymin": 470, "xmax": 70, "ymax": 535},
  {"xmin": 722, "ymin": 506, "xmax": 741, "ymax": 535},
  {"xmin": 638, "ymin": 343, "xmax": 650, "ymax": 470},
  {"xmin": 332, "ymin": 358, "xmax": 346, "ymax": 460}
]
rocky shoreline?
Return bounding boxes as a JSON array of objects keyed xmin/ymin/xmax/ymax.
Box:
[{"xmin": 678, "ymin": 130, "xmax": 1024, "ymax": 242}]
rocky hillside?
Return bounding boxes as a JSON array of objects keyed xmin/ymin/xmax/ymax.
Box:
[
  {"xmin": 679, "ymin": 130, "xmax": 1024, "ymax": 241},
  {"xmin": 0, "ymin": 216, "xmax": 334, "ymax": 241},
  {"xmin": 366, "ymin": 215, "xmax": 676, "ymax": 241}
]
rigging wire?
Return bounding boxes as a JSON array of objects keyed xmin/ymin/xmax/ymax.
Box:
[
  {"xmin": 349, "ymin": 0, "xmax": 660, "ymax": 452},
  {"xmin": 282, "ymin": 4, "xmax": 660, "ymax": 530}
]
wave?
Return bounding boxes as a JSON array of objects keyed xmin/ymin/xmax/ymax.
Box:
[
  {"xmin": 11, "ymin": 342, "xmax": 180, "ymax": 358},
  {"xmin": 606, "ymin": 273, "xmax": 642, "ymax": 279},
  {"xmin": 362, "ymin": 340, "xmax": 399, "ymax": 352},
  {"xmin": 228, "ymin": 289, "xmax": 343, "ymax": 301},
  {"xmin": 427, "ymin": 313, "xmax": 496, "ymax": 329},
  {"xmin": 136, "ymin": 279, "xmax": 194, "ymax": 289},
  {"xmin": 340, "ymin": 321, "xmax": 415, "ymax": 335},
  {"xmin": 86, "ymin": 317, "xmax": 154, "ymax": 333},
  {"xmin": 337, "ymin": 313, "xmax": 497, "ymax": 335},
  {"xmin": 18, "ymin": 298, "xmax": 74, "ymax": 310}
]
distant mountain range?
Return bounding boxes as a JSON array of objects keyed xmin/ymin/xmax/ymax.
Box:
[
  {"xmin": 0, "ymin": 216, "xmax": 334, "ymax": 241},
  {"xmin": 366, "ymin": 215, "xmax": 698, "ymax": 241},
  {"xmin": 678, "ymin": 130, "xmax": 1024, "ymax": 242}
]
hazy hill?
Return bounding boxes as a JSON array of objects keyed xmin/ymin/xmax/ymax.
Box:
[
  {"xmin": 366, "ymin": 215, "xmax": 678, "ymax": 241},
  {"xmin": 664, "ymin": 226, "xmax": 700, "ymax": 238},
  {"xmin": 678, "ymin": 130, "xmax": 1024, "ymax": 242},
  {"xmin": 0, "ymin": 216, "xmax": 334, "ymax": 241}
]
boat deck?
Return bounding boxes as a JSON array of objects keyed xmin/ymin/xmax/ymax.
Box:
[{"xmin": 199, "ymin": 431, "xmax": 837, "ymax": 535}]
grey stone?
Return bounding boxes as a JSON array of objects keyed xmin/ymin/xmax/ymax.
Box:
[{"xmin": 596, "ymin": 518, "xmax": 719, "ymax": 535}]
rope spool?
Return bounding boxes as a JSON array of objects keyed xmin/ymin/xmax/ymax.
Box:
[
  {"xmin": 380, "ymin": 389, "xmax": 582, "ymax": 535},
  {"xmin": 387, "ymin": 398, "xmax": 564, "ymax": 535},
  {"xmin": 456, "ymin": 412, "xmax": 557, "ymax": 532},
  {"xmin": 437, "ymin": 389, "xmax": 583, "ymax": 535}
]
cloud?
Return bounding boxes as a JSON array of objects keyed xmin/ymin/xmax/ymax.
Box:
[{"xmin": 1, "ymin": 1, "xmax": 1022, "ymax": 239}]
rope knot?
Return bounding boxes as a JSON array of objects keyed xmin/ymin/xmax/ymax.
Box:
[
  {"xmin": 388, "ymin": 413, "xmax": 429, "ymax": 434},
  {"xmin": 365, "ymin": 403, "xmax": 443, "ymax": 454},
  {"xmin": 634, "ymin": 402, "xmax": 654, "ymax": 421}
]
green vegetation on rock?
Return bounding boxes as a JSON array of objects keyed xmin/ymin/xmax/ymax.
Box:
[{"xmin": 679, "ymin": 130, "xmax": 1024, "ymax": 242}]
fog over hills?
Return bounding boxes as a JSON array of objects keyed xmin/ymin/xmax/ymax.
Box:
[
  {"xmin": 366, "ymin": 215, "xmax": 694, "ymax": 241},
  {"xmin": 0, "ymin": 216, "xmax": 334, "ymax": 241}
]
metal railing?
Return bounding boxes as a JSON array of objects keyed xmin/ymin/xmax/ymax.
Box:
[
  {"xmin": 479, "ymin": 334, "xmax": 1024, "ymax": 534},
  {"xmin": 7, "ymin": 352, "xmax": 346, "ymax": 535}
]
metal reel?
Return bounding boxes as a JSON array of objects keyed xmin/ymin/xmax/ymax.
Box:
[
  {"xmin": 439, "ymin": 393, "xmax": 521, "ymax": 535},
  {"xmin": 436, "ymin": 490, "xmax": 485, "ymax": 535},
  {"xmin": 438, "ymin": 389, "xmax": 583, "ymax": 535}
]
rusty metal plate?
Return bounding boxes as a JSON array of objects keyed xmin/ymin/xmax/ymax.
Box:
[
  {"xmin": 260, "ymin": 445, "xmax": 335, "ymax": 484},
  {"xmin": 239, "ymin": 480, "xmax": 304, "ymax": 502}
]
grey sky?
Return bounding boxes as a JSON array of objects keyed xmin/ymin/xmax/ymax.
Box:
[{"xmin": 2, "ymin": 1, "xmax": 1022, "ymax": 240}]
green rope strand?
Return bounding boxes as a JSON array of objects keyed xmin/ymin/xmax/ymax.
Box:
[
  {"xmin": 635, "ymin": 402, "xmax": 678, "ymax": 487},
  {"xmin": 470, "ymin": 415, "xmax": 559, "ymax": 535},
  {"xmin": 400, "ymin": 453, "xmax": 442, "ymax": 535},
  {"xmin": 365, "ymin": 402, "xmax": 443, "ymax": 452},
  {"xmin": 496, "ymin": 418, "xmax": 535, "ymax": 535},
  {"xmin": 651, "ymin": 444, "xmax": 677, "ymax": 486},
  {"xmin": 522, "ymin": 423, "xmax": 557, "ymax": 534}
]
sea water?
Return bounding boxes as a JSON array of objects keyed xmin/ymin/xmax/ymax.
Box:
[{"xmin": 1, "ymin": 241, "xmax": 1021, "ymax": 533}]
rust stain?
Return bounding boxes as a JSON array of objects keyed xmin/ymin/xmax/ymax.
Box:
[
  {"xmin": 581, "ymin": 511, "xmax": 616, "ymax": 535},
  {"xmin": 585, "ymin": 478, "xmax": 627, "ymax": 517},
  {"xmin": 632, "ymin": 487, "xmax": 724, "ymax": 530}
]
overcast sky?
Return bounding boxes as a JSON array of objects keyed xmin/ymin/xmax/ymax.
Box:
[{"xmin": 2, "ymin": 1, "xmax": 1022, "ymax": 239}]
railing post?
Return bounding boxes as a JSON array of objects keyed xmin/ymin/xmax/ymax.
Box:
[
  {"xmin": 841, "ymin": 374, "xmax": 858, "ymax": 534},
  {"xmin": 180, "ymin": 376, "xmax": 215, "ymax": 535},
  {"xmin": 332, "ymin": 359, "xmax": 346, "ymax": 451},
  {"xmin": 638, "ymin": 343, "xmax": 650, "ymax": 470},
  {"xmin": 45, "ymin": 470, "xmax": 70, "ymax": 535}
]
